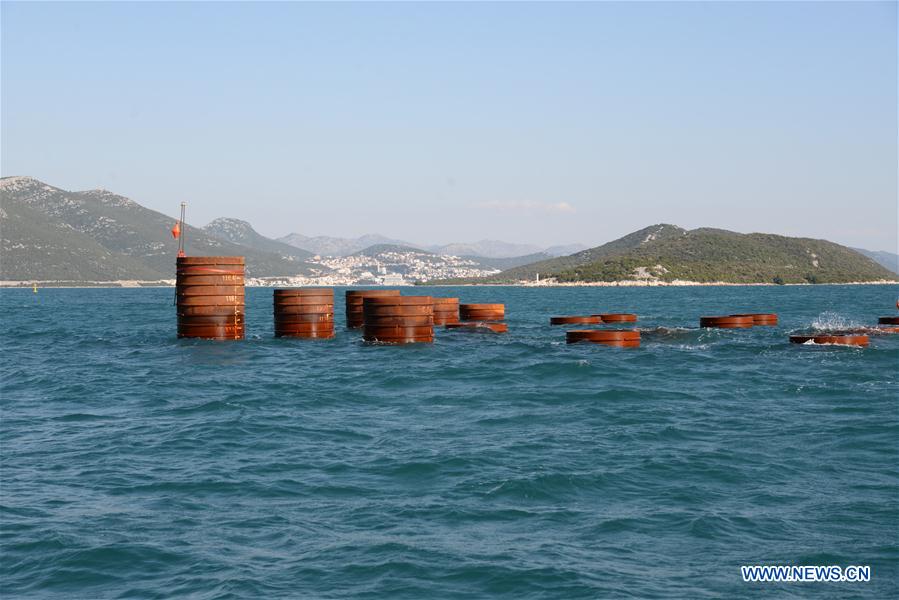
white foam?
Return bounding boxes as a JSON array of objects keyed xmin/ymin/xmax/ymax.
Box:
[{"xmin": 810, "ymin": 311, "xmax": 862, "ymax": 331}]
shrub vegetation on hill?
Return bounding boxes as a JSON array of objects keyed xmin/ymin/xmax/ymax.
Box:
[{"xmin": 428, "ymin": 225, "xmax": 895, "ymax": 284}]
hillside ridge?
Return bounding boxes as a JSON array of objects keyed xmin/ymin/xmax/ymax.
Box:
[
  {"xmin": 431, "ymin": 224, "xmax": 895, "ymax": 285},
  {"xmin": 1, "ymin": 177, "xmax": 317, "ymax": 281}
]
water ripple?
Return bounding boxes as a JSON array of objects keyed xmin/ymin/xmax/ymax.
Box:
[{"xmin": 1, "ymin": 285, "xmax": 897, "ymax": 598}]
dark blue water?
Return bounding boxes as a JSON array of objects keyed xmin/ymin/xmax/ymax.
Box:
[{"xmin": 2, "ymin": 285, "xmax": 897, "ymax": 598}]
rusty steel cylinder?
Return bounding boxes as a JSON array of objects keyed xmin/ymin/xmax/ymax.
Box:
[
  {"xmin": 432, "ymin": 297, "xmax": 461, "ymax": 325},
  {"xmin": 362, "ymin": 296, "xmax": 434, "ymax": 343},
  {"xmin": 176, "ymin": 256, "xmax": 245, "ymax": 340},
  {"xmin": 459, "ymin": 303, "xmax": 505, "ymax": 322},
  {"xmin": 274, "ymin": 288, "xmax": 335, "ymax": 339},
  {"xmin": 345, "ymin": 289, "xmax": 401, "ymax": 328}
]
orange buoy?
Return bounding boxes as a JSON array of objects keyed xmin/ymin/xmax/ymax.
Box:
[
  {"xmin": 445, "ymin": 322, "xmax": 508, "ymax": 333},
  {"xmin": 550, "ymin": 316, "xmax": 602, "ymax": 325},
  {"xmin": 699, "ymin": 315, "xmax": 754, "ymax": 329},
  {"xmin": 593, "ymin": 313, "xmax": 637, "ymax": 323},
  {"xmin": 731, "ymin": 313, "xmax": 778, "ymax": 326},
  {"xmin": 566, "ymin": 329, "xmax": 640, "ymax": 346},
  {"xmin": 789, "ymin": 334, "xmax": 869, "ymax": 347}
]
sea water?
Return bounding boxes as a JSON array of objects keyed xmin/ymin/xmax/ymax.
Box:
[{"xmin": 1, "ymin": 285, "xmax": 897, "ymax": 598}]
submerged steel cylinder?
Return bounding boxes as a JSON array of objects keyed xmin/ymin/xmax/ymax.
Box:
[
  {"xmin": 550, "ymin": 315, "xmax": 601, "ymax": 325},
  {"xmin": 362, "ymin": 296, "xmax": 434, "ymax": 343},
  {"xmin": 699, "ymin": 315, "xmax": 754, "ymax": 329},
  {"xmin": 789, "ymin": 334, "xmax": 868, "ymax": 347},
  {"xmin": 594, "ymin": 313, "xmax": 638, "ymax": 323},
  {"xmin": 445, "ymin": 322, "xmax": 508, "ymax": 333},
  {"xmin": 459, "ymin": 303, "xmax": 505, "ymax": 322},
  {"xmin": 566, "ymin": 329, "xmax": 640, "ymax": 347},
  {"xmin": 176, "ymin": 256, "xmax": 245, "ymax": 340},
  {"xmin": 432, "ymin": 297, "xmax": 460, "ymax": 325},
  {"xmin": 273, "ymin": 288, "xmax": 334, "ymax": 339},
  {"xmin": 345, "ymin": 289, "xmax": 401, "ymax": 328},
  {"xmin": 730, "ymin": 313, "xmax": 778, "ymax": 326}
]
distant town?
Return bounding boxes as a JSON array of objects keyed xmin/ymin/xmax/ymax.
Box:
[{"xmin": 249, "ymin": 250, "xmax": 501, "ymax": 287}]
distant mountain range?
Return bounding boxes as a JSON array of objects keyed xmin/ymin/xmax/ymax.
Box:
[
  {"xmin": 203, "ymin": 218, "xmax": 313, "ymax": 261},
  {"xmin": 431, "ymin": 240, "xmax": 557, "ymax": 258},
  {"xmin": 543, "ymin": 243, "xmax": 590, "ymax": 257},
  {"xmin": 279, "ymin": 232, "xmax": 411, "ymax": 258},
  {"xmin": 434, "ymin": 224, "xmax": 896, "ymax": 284},
  {"xmin": 2, "ymin": 176, "xmax": 894, "ymax": 284},
  {"xmin": 852, "ymin": 247, "xmax": 898, "ymax": 275},
  {"xmin": 351, "ymin": 243, "xmax": 433, "ymax": 258},
  {"xmin": 0, "ymin": 177, "xmax": 317, "ymax": 281},
  {"xmin": 277, "ymin": 232, "xmax": 585, "ymax": 258}
]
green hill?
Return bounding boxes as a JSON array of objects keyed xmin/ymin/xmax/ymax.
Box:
[
  {"xmin": 488, "ymin": 224, "xmax": 687, "ymax": 281},
  {"xmin": 1, "ymin": 191, "xmax": 166, "ymax": 281},
  {"xmin": 434, "ymin": 225, "xmax": 896, "ymax": 284},
  {"xmin": 0, "ymin": 176, "xmax": 317, "ymax": 281}
]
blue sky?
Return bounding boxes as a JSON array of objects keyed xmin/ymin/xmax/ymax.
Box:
[{"xmin": 2, "ymin": 1, "xmax": 896, "ymax": 250}]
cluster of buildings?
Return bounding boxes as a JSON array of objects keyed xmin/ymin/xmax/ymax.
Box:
[{"xmin": 247, "ymin": 250, "xmax": 500, "ymax": 287}]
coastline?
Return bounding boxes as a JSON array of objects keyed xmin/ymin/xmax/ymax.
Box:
[
  {"xmin": 3, "ymin": 279, "xmax": 897, "ymax": 289},
  {"xmin": 432, "ymin": 279, "xmax": 899, "ymax": 287}
]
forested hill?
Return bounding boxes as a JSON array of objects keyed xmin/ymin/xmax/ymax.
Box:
[
  {"xmin": 0, "ymin": 177, "xmax": 317, "ymax": 281},
  {"xmin": 431, "ymin": 225, "xmax": 896, "ymax": 284}
]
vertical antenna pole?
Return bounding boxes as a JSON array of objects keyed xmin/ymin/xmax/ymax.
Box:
[{"xmin": 178, "ymin": 202, "xmax": 186, "ymax": 257}]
